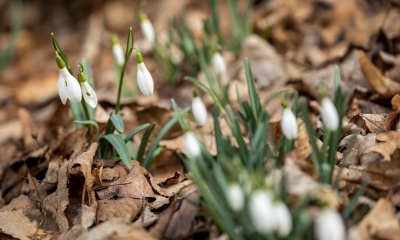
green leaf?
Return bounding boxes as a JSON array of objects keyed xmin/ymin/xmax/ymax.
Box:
[
  {"xmin": 74, "ymin": 120, "xmax": 99, "ymax": 142},
  {"xmin": 142, "ymin": 108, "xmax": 189, "ymax": 169},
  {"xmin": 137, "ymin": 123, "xmax": 156, "ymax": 163},
  {"xmin": 244, "ymin": 58, "xmax": 261, "ymax": 120},
  {"xmin": 334, "ymin": 66, "xmax": 340, "ymax": 96},
  {"xmin": 124, "ymin": 123, "xmax": 150, "ymax": 143},
  {"xmin": 106, "ymin": 114, "xmax": 124, "ymax": 134},
  {"xmin": 342, "ymin": 181, "xmax": 368, "ymax": 218},
  {"xmin": 102, "ymin": 134, "xmax": 132, "ymax": 168}
]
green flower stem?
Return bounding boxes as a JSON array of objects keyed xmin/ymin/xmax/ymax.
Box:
[{"xmin": 115, "ymin": 65, "xmax": 126, "ymax": 114}]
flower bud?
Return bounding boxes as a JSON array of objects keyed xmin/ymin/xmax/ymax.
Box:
[
  {"xmin": 57, "ymin": 55, "xmax": 81, "ymax": 104},
  {"xmin": 136, "ymin": 52, "xmax": 154, "ymax": 96},
  {"xmin": 321, "ymin": 97, "xmax": 339, "ymax": 131},
  {"xmin": 226, "ymin": 184, "xmax": 244, "ymax": 212},
  {"xmin": 280, "ymin": 106, "xmax": 298, "ymax": 140},
  {"xmin": 140, "ymin": 13, "xmax": 155, "ymax": 43},
  {"xmin": 212, "ymin": 52, "xmax": 226, "ymax": 74},
  {"xmin": 274, "ymin": 202, "xmax": 292, "ymax": 237},
  {"xmin": 314, "ymin": 209, "xmax": 345, "ymax": 240},
  {"xmin": 183, "ymin": 132, "xmax": 201, "ymax": 158},
  {"xmin": 248, "ymin": 190, "xmax": 277, "ymax": 234},
  {"xmin": 192, "ymin": 89, "xmax": 207, "ymax": 126},
  {"xmin": 112, "ymin": 35, "xmax": 125, "ymax": 67}
]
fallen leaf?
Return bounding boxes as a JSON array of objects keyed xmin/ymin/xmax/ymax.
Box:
[
  {"xmin": 134, "ymin": 206, "xmax": 158, "ymax": 227},
  {"xmin": 391, "ymin": 94, "xmax": 400, "ymax": 111},
  {"xmin": 349, "ymin": 113, "xmax": 386, "ymax": 134},
  {"xmin": 348, "ymin": 198, "xmax": 400, "ymax": 239},
  {"xmin": 97, "ymin": 198, "xmax": 143, "ymax": 223}
]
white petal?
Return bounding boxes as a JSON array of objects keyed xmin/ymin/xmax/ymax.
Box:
[
  {"xmin": 314, "ymin": 209, "xmax": 345, "ymax": 240},
  {"xmin": 321, "ymin": 98, "xmax": 339, "ymax": 131},
  {"xmin": 141, "ymin": 20, "xmax": 155, "ymax": 43},
  {"xmin": 81, "ymin": 81, "xmax": 97, "ymax": 108},
  {"xmin": 212, "ymin": 53, "xmax": 226, "ymax": 74},
  {"xmin": 137, "ymin": 63, "xmax": 154, "ymax": 96},
  {"xmin": 274, "ymin": 202, "xmax": 292, "ymax": 237},
  {"xmin": 192, "ymin": 97, "xmax": 207, "ymax": 126},
  {"xmin": 66, "ymin": 73, "xmax": 82, "ymax": 102},
  {"xmin": 58, "ymin": 68, "xmax": 71, "ymax": 104},
  {"xmin": 227, "ymin": 184, "xmax": 244, "ymax": 211},
  {"xmin": 281, "ymin": 108, "xmax": 298, "ymax": 140},
  {"xmin": 183, "ymin": 132, "xmax": 201, "ymax": 158},
  {"xmin": 112, "ymin": 44, "xmax": 125, "ymax": 67},
  {"xmin": 248, "ymin": 190, "xmax": 277, "ymax": 234}
]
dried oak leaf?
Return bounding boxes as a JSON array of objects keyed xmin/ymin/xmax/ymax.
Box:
[
  {"xmin": 68, "ymin": 142, "xmax": 99, "ymax": 196},
  {"xmin": 359, "ymin": 131, "xmax": 400, "ymax": 163},
  {"xmin": 42, "ymin": 159, "xmax": 69, "ymax": 233},
  {"xmin": 359, "ymin": 50, "xmax": 400, "ymax": 99},
  {"xmin": 391, "ymin": 94, "xmax": 400, "ymax": 111},
  {"xmin": 76, "ymin": 217, "xmax": 156, "ymax": 240},
  {"xmin": 96, "ymin": 160, "xmax": 155, "ymax": 200},
  {"xmin": 348, "ymin": 198, "xmax": 400, "ymax": 239},
  {"xmin": 97, "ymin": 198, "xmax": 142, "ymax": 223},
  {"xmin": 385, "ymin": 111, "xmax": 400, "ymax": 131},
  {"xmin": 349, "ymin": 113, "xmax": 386, "ymax": 134}
]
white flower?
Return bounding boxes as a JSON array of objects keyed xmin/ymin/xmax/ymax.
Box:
[
  {"xmin": 281, "ymin": 107, "xmax": 298, "ymax": 140},
  {"xmin": 141, "ymin": 19, "xmax": 155, "ymax": 43},
  {"xmin": 137, "ymin": 62, "xmax": 154, "ymax": 96},
  {"xmin": 274, "ymin": 202, "xmax": 292, "ymax": 237},
  {"xmin": 212, "ymin": 52, "xmax": 226, "ymax": 74},
  {"xmin": 321, "ymin": 97, "xmax": 339, "ymax": 131},
  {"xmin": 58, "ymin": 67, "xmax": 82, "ymax": 104},
  {"xmin": 314, "ymin": 209, "xmax": 345, "ymax": 240},
  {"xmin": 112, "ymin": 43, "xmax": 125, "ymax": 67},
  {"xmin": 183, "ymin": 132, "xmax": 201, "ymax": 158},
  {"xmin": 192, "ymin": 97, "xmax": 207, "ymax": 126},
  {"xmin": 248, "ymin": 190, "xmax": 277, "ymax": 234},
  {"xmin": 226, "ymin": 184, "xmax": 244, "ymax": 212},
  {"xmin": 81, "ymin": 81, "xmax": 97, "ymax": 108}
]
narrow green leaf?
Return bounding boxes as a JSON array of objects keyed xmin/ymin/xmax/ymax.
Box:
[
  {"xmin": 124, "ymin": 123, "xmax": 150, "ymax": 143},
  {"xmin": 334, "ymin": 66, "xmax": 340, "ymax": 96},
  {"xmin": 342, "ymin": 181, "xmax": 368, "ymax": 218},
  {"xmin": 244, "ymin": 58, "xmax": 261, "ymax": 119},
  {"xmin": 102, "ymin": 134, "xmax": 132, "ymax": 168},
  {"xmin": 106, "ymin": 114, "xmax": 124, "ymax": 134},
  {"xmin": 137, "ymin": 123, "xmax": 156, "ymax": 163}
]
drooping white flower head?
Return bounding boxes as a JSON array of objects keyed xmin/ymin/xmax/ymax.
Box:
[
  {"xmin": 136, "ymin": 52, "xmax": 154, "ymax": 96},
  {"xmin": 248, "ymin": 190, "xmax": 277, "ymax": 234},
  {"xmin": 78, "ymin": 69, "xmax": 97, "ymax": 108},
  {"xmin": 226, "ymin": 184, "xmax": 244, "ymax": 212},
  {"xmin": 112, "ymin": 35, "xmax": 125, "ymax": 67},
  {"xmin": 321, "ymin": 96, "xmax": 339, "ymax": 131},
  {"xmin": 280, "ymin": 103, "xmax": 298, "ymax": 140},
  {"xmin": 273, "ymin": 202, "xmax": 292, "ymax": 238},
  {"xmin": 183, "ymin": 131, "xmax": 201, "ymax": 158},
  {"xmin": 56, "ymin": 54, "xmax": 81, "ymax": 104},
  {"xmin": 140, "ymin": 13, "xmax": 155, "ymax": 43},
  {"xmin": 314, "ymin": 209, "xmax": 345, "ymax": 240},
  {"xmin": 192, "ymin": 89, "xmax": 207, "ymax": 126},
  {"xmin": 212, "ymin": 52, "xmax": 226, "ymax": 74}
]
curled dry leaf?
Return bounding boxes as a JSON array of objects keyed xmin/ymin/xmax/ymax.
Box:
[
  {"xmin": 97, "ymin": 198, "xmax": 142, "ymax": 223},
  {"xmin": 149, "ymin": 195, "xmax": 170, "ymax": 210},
  {"xmin": 359, "ymin": 50, "xmax": 400, "ymax": 99},
  {"xmin": 359, "ymin": 131, "xmax": 400, "ymax": 163},
  {"xmin": 385, "ymin": 111, "xmax": 400, "ymax": 131},
  {"xmin": 27, "ymin": 172, "xmax": 47, "ymax": 210},
  {"xmin": 349, "ymin": 113, "xmax": 386, "ymax": 134},
  {"xmin": 68, "ymin": 142, "xmax": 99, "ymax": 196},
  {"xmin": 149, "ymin": 197, "xmax": 177, "ymax": 240},
  {"xmin": 391, "ymin": 94, "xmax": 400, "ymax": 111},
  {"xmin": 147, "ymin": 172, "xmax": 194, "ymax": 198},
  {"xmin": 96, "ymin": 161, "xmax": 155, "ymax": 200},
  {"xmin": 348, "ymin": 198, "xmax": 400, "ymax": 239},
  {"xmin": 134, "ymin": 206, "xmax": 158, "ymax": 227}
]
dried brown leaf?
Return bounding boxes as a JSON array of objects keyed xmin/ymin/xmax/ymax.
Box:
[
  {"xmin": 348, "ymin": 198, "xmax": 400, "ymax": 239},
  {"xmin": 391, "ymin": 94, "xmax": 400, "ymax": 111},
  {"xmin": 349, "ymin": 113, "xmax": 386, "ymax": 134},
  {"xmin": 96, "ymin": 161, "xmax": 155, "ymax": 200},
  {"xmin": 97, "ymin": 198, "xmax": 142, "ymax": 223},
  {"xmin": 385, "ymin": 111, "xmax": 400, "ymax": 131}
]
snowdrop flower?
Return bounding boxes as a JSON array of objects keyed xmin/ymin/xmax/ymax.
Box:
[
  {"xmin": 140, "ymin": 13, "xmax": 155, "ymax": 43},
  {"xmin": 226, "ymin": 184, "xmax": 244, "ymax": 212},
  {"xmin": 183, "ymin": 131, "xmax": 201, "ymax": 158},
  {"xmin": 321, "ymin": 96, "xmax": 339, "ymax": 131},
  {"xmin": 314, "ymin": 209, "xmax": 345, "ymax": 240},
  {"xmin": 192, "ymin": 88, "xmax": 207, "ymax": 126},
  {"xmin": 212, "ymin": 52, "xmax": 226, "ymax": 74},
  {"xmin": 56, "ymin": 53, "xmax": 81, "ymax": 104},
  {"xmin": 112, "ymin": 35, "xmax": 125, "ymax": 67},
  {"xmin": 78, "ymin": 66, "xmax": 97, "ymax": 108},
  {"xmin": 273, "ymin": 202, "xmax": 292, "ymax": 238},
  {"xmin": 248, "ymin": 190, "xmax": 277, "ymax": 234},
  {"xmin": 280, "ymin": 102, "xmax": 298, "ymax": 140},
  {"xmin": 136, "ymin": 51, "xmax": 154, "ymax": 96}
]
